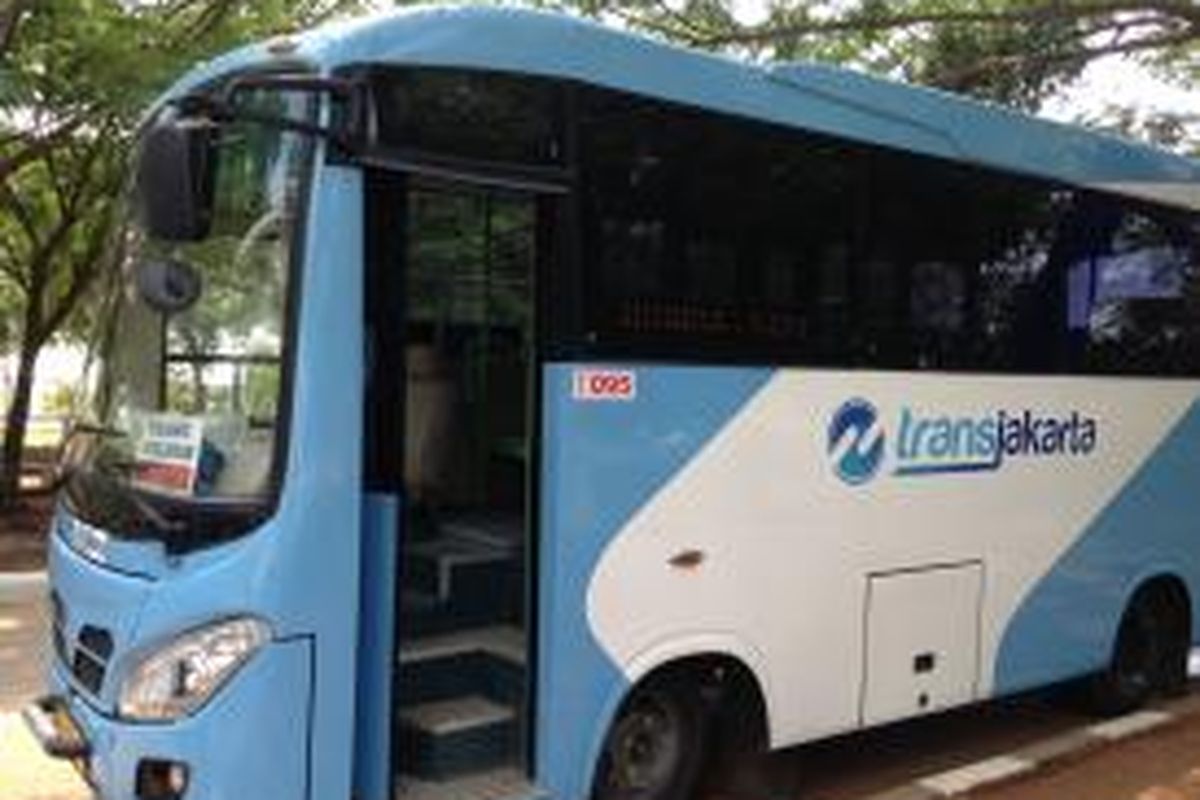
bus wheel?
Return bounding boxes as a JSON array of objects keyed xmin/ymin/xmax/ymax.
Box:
[
  {"xmin": 594, "ymin": 678, "xmax": 706, "ymax": 800},
  {"xmin": 1090, "ymin": 585, "xmax": 1189, "ymax": 715}
]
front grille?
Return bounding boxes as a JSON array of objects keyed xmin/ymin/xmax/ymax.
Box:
[
  {"xmin": 78, "ymin": 625, "xmax": 113, "ymax": 660},
  {"xmin": 50, "ymin": 591, "xmax": 67, "ymax": 665},
  {"xmin": 71, "ymin": 625, "xmax": 114, "ymax": 695},
  {"xmin": 51, "ymin": 594, "xmax": 114, "ymax": 697}
]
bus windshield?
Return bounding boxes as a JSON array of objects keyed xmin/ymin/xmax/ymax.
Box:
[{"xmin": 61, "ymin": 88, "xmax": 313, "ymax": 545}]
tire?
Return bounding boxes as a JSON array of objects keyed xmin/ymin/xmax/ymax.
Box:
[
  {"xmin": 1155, "ymin": 589, "xmax": 1192, "ymax": 699},
  {"xmin": 1089, "ymin": 585, "xmax": 1190, "ymax": 715},
  {"xmin": 593, "ymin": 678, "xmax": 708, "ymax": 800}
]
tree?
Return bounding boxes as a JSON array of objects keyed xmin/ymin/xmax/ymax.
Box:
[
  {"xmin": 563, "ymin": 1, "xmax": 1198, "ymax": 111},
  {"xmin": 0, "ymin": 0, "xmax": 369, "ymax": 503},
  {"xmin": 0, "ymin": 117, "xmax": 123, "ymax": 501}
]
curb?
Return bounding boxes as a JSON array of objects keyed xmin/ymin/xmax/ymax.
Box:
[
  {"xmin": 864, "ymin": 693, "xmax": 1200, "ymax": 800},
  {"xmin": 0, "ymin": 572, "xmax": 47, "ymax": 598},
  {"xmin": 0, "ymin": 571, "xmax": 47, "ymax": 584}
]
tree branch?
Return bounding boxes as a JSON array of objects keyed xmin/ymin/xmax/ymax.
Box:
[
  {"xmin": 698, "ymin": 1, "xmax": 1196, "ymax": 48},
  {"xmin": 933, "ymin": 28, "xmax": 1198, "ymax": 90},
  {"xmin": 608, "ymin": 5, "xmax": 713, "ymax": 45},
  {"xmin": 0, "ymin": 0, "xmax": 31, "ymax": 59},
  {"xmin": 42, "ymin": 214, "xmax": 110, "ymax": 343},
  {"xmin": 0, "ymin": 181, "xmax": 40, "ymax": 248},
  {"xmin": 176, "ymin": 0, "xmax": 236, "ymax": 45},
  {"xmin": 0, "ymin": 235, "xmax": 29, "ymax": 292},
  {"xmin": 0, "ymin": 115, "xmax": 87, "ymax": 187}
]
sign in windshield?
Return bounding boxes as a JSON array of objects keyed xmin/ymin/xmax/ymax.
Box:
[{"xmin": 132, "ymin": 415, "xmax": 204, "ymax": 496}]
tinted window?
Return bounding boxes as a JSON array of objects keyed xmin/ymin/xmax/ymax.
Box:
[
  {"xmin": 1067, "ymin": 206, "xmax": 1200, "ymax": 375},
  {"xmin": 579, "ymin": 90, "xmax": 863, "ymax": 362},
  {"xmin": 374, "ymin": 68, "xmax": 566, "ymax": 166},
  {"xmin": 578, "ymin": 87, "xmax": 1070, "ymax": 371},
  {"xmin": 366, "ymin": 76, "xmax": 1200, "ymax": 378}
]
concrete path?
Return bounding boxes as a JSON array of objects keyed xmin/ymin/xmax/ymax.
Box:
[
  {"xmin": 0, "ymin": 572, "xmax": 51, "ymax": 711},
  {"xmin": 0, "ymin": 572, "xmax": 89, "ymax": 800}
]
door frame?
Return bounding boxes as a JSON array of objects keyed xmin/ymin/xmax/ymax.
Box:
[{"xmin": 363, "ymin": 162, "xmax": 570, "ymax": 792}]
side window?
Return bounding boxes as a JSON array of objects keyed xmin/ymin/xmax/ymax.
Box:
[
  {"xmin": 579, "ymin": 88, "xmax": 863, "ymax": 361},
  {"xmin": 909, "ymin": 262, "xmax": 967, "ymax": 368},
  {"xmin": 1069, "ymin": 206, "xmax": 1200, "ymax": 375},
  {"xmin": 868, "ymin": 150, "xmax": 1068, "ymax": 372},
  {"xmin": 576, "ymin": 86, "xmax": 1198, "ymax": 378}
]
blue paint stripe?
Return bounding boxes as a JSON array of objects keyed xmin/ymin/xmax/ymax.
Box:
[
  {"xmin": 995, "ymin": 399, "xmax": 1200, "ymax": 693},
  {"xmin": 354, "ymin": 493, "xmax": 399, "ymax": 800},
  {"xmin": 537, "ymin": 363, "xmax": 772, "ymax": 800}
]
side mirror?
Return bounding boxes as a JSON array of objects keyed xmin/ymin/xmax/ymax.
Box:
[
  {"xmin": 136, "ymin": 258, "xmax": 203, "ymax": 314},
  {"xmin": 135, "ymin": 115, "xmax": 217, "ymax": 242}
]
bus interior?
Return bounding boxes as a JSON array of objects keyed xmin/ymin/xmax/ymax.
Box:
[{"xmin": 390, "ymin": 179, "xmax": 539, "ymax": 796}]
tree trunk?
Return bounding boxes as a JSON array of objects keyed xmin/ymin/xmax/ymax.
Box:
[{"xmin": 0, "ymin": 338, "xmax": 39, "ymax": 506}]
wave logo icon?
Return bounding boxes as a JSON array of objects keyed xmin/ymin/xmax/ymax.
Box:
[{"xmin": 828, "ymin": 399, "xmax": 885, "ymax": 486}]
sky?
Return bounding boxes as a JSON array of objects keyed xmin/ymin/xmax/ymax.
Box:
[{"xmin": 1042, "ymin": 54, "xmax": 1200, "ymax": 139}]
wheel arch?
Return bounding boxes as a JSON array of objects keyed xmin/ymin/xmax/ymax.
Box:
[
  {"xmin": 1100, "ymin": 568, "xmax": 1195, "ymax": 665},
  {"xmin": 1119, "ymin": 571, "xmax": 1192, "ymax": 634},
  {"xmin": 584, "ymin": 634, "xmax": 775, "ymax": 797}
]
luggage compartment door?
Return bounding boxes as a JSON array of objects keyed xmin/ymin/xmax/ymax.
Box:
[{"xmin": 861, "ymin": 562, "xmax": 983, "ymax": 727}]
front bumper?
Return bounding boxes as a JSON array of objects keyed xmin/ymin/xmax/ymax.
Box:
[
  {"xmin": 28, "ymin": 639, "xmax": 313, "ymax": 800},
  {"xmin": 22, "ymin": 695, "xmax": 90, "ymax": 760}
]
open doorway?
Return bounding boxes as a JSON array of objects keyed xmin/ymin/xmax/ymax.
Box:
[{"xmin": 392, "ymin": 180, "xmax": 537, "ymax": 796}]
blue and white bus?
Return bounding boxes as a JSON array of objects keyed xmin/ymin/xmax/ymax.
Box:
[{"xmin": 23, "ymin": 6, "xmax": 1200, "ymax": 800}]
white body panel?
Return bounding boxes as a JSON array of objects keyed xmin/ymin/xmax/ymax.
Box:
[
  {"xmin": 862, "ymin": 563, "xmax": 982, "ymax": 726},
  {"xmin": 586, "ymin": 370, "xmax": 1197, "ymax": 747}
]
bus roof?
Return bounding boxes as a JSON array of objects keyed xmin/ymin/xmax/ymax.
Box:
[{"xmin": 175, "ymin": 5, "xmax": 1200, "ymax": 209}]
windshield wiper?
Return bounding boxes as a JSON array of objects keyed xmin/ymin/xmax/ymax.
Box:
[
  {"xmin": 69, "ymin": 422, "xmax": 127, "ymax": 438},
  {"xmin": 48, "ymin": 422, "xmax": 128, "ymax": 494},
  {"xmin": 80, "ymin": 462, "xmax": 185, "ymax": 536}
]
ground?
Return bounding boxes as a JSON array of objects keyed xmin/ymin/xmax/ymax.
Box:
[
  {"xmin": 0, "ymin": 575, "xmax": 88, "ymax": 800},
  {"xmin": 0, "ymin": 494, "xmax": 53, "ymax": 572},
  {"xmin": 970, "ymin": 715, "xmax": 1200, "ymax": 800}
]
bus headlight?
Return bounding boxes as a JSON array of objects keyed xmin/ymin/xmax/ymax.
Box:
[{"xmin": 118, "ymin": 617, "xmax": 270, "ymax": 721}]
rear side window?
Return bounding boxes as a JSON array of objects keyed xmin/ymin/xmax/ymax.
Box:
[{"xmin": 1067, "ymin": 207, "xmax": 1200, "ymax": 375}]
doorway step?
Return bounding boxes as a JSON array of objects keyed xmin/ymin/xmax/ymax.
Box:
[
  {"xmin": 397, "ymin": 626, "xmax": 528, "ymax": 782},
  {"xmin": 400, "ymin": 519, "xmax": 523, "ymax": 638},
  {"xmin": 394, "ymin": 766, "xmax": 542, "ymax": 800}
]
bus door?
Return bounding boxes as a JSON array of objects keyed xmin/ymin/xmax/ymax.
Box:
[{"xmin": 369, "ymin": 172, "xmax": 543, "ymax": 794}]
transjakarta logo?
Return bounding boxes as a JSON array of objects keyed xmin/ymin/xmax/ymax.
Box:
[
  {"xmin": 828, "ymin": 399, "xmax": 886, "ymax": 485},
  {"xmin": 828, "ymin": 398, "xmax": 1098, "ymax": 485}
]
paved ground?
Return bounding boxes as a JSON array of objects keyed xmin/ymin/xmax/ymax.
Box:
[
  {"xmin": 5, "ymin": 570, "xmax": 1200, "ymax": 800},
  {"xmin": 0, "ymin": 573, "xmax": 89, "ymax": 800},
  {"xmin": 1, "ymin": 573, "xmax": 52, "ymax": 710}
]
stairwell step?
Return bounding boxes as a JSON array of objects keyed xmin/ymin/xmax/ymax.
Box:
[
  {"xmin": 400, "ymin": 626, "xmax": 526, "ymax": 668},
  {"xmin": 397, "ymin": 695, "xmax": 519, "ymax": 779},
  {"xmin": 400, "ymin": 696, "xmax": 515, "ymax": 736},
  {"xmin": 408, "ymin": 535, "xmax": 516, "ymax": 565},
  {"xmin": 407, "ymin": 536, "xmax": 518, "ymax": 600},
  {"xmin": 394, "ymin": 766, "xmax": 543, "ymax": 800}
]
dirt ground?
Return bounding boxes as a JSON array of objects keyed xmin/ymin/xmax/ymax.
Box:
[
  {"xmin": 0, "ymin": 494, "xmax": 53, "ymax": 572},
  {"xmin": 969, "ymin": 715, "xmax": 1200, "ymax": 800}
]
